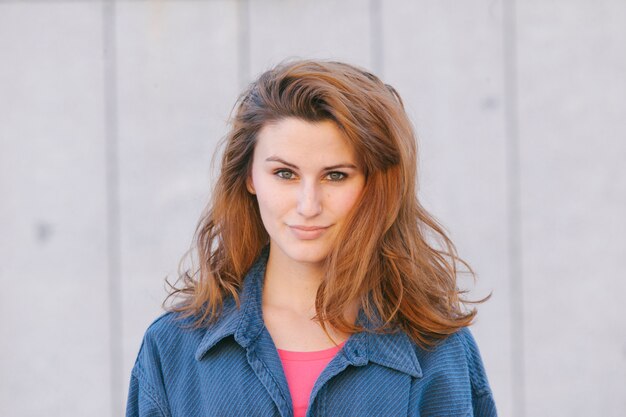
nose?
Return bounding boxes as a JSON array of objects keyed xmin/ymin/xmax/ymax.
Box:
[{"xmin": 297, "ymin": 180, "xmax": 322, "ymax": 218}]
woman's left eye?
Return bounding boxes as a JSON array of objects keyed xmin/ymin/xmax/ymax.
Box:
[
  {"xmin": 326, "ymin": 172, "xmax": 346, "ymax": 181},
  {"xmin": 275, "ymin": 169, "xmax": 296, "ymax": 180}
]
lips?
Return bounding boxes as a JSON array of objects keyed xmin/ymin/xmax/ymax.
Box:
[
  {"xmin": 290, "ymin": 225, "xmax": 329, "ymax": 231},
  {"xmin": 288, "ymin": 225, "xmax": 330, "ymax": 240}
]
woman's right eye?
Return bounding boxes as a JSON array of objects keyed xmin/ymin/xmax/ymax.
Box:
[{"xmin": 275, "ymin": 169, "xmax": 295, "ymax": 180}]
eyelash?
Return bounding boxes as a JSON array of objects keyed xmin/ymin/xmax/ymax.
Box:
[{"xmin": 273, "ymin": 169, "xmax": 348, "ymax": 182}]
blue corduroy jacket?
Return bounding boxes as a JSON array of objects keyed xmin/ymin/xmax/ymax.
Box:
[{"xmin": 127, "ymin": 250, "xmax": 497, "ymax": 416}]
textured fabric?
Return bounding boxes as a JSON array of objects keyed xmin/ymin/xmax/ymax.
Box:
[
  {"xmin": 278, "ymin": 343, "xmax": 344, "ymax": 417},
  {"xmin": 126, "ymin": 249, "xmax": 498, "ymax": 417}
]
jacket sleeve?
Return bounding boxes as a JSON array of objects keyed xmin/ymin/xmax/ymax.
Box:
[
  {"xmin": 126, "ymin": 371, "xmax": 167, "ymax": 417},
  {"xmin": 458, "ymin": 328, "xmax": 498, "ymax": 417},
  {"xmin": 125, "ymin": 335, "xmax": 171, "ymax": 417},
  {"xmin": 411, "ymin": 327, "xmax": 498, "ymax": 417}
]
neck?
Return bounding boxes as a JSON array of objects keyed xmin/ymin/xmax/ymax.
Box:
[{"xmin": 262, "ymin": 248, "xmax": 324, "ymax": 317}]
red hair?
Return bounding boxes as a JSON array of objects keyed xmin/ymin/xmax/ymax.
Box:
[{"xmin": 167, "ymin": 60, "xmax": 486, "ymax": 347}]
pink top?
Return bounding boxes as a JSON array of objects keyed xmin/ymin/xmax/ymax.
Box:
[{"xmin": 277, "ymin": 343, "xmax": 345, "ymax": 417}]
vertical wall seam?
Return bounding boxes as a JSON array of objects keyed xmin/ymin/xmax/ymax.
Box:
[
  {"xmin": 238, "ymin": 0, "xmax": 250, "ymax": 90},
  {"xmin": 103, "ymin": 0, "xmax": 122, "ymax": 415},
  {"xmin": 369, "ymin": 0, "xmax": 383, "ymax": 76},
  {"xmin": 503, "ymin": 0, "xmax": 525, "ymax": 416}
]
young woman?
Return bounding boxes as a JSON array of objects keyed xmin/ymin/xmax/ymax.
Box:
[{"xmin": 126, "ymin": 60, "xmax": 497, "ymax": 416}]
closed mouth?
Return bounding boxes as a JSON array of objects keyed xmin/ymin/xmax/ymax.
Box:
[{"xmin": 289, "ymin": 225, "xmax": 330, "ymax": 231}]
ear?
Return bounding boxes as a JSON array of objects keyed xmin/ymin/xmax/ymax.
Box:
[{"xmin": 246, "ymin": 175, "xmax": 256, "ymax": 195}]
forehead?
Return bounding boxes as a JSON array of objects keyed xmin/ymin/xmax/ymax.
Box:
[{"xmin": 254, "ymin": 118, "xmax": 356, "ymax": 163}]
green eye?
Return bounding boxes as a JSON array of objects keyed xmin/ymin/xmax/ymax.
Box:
[
  {"xmin": 276, "ymin": 170, "xmax": 295, "ymax": 180},
  {"xmin": 327, "ymin": 172, "xmax": 346, "ymax": 181}
]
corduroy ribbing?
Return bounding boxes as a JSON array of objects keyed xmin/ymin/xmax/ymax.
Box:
[{"xmin": 126, "ymin": 250, "xmax": 497, "ymax": 416}]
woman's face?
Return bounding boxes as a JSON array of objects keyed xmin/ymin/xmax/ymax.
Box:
[{"xmin": 247, "ymin": 117, "xmax": 365, "ymax": 267}]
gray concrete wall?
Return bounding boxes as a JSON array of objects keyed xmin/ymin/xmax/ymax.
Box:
[{"xmin": 1, "ymin": 1, "xmax": 624, "ymax": 416}]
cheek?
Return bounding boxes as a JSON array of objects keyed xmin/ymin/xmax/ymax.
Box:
[
  {"xmin": 332, "ymin": 183, "xmax": 364, "ymax": 214},
  {"xmin": 251, "ymin": 176, "xmax": 291, "ymax": 218}
]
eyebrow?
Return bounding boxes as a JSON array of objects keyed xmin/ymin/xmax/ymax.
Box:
[{"xmin": 265, "ymin": 156, "xmax": 358, "ymax": 170}]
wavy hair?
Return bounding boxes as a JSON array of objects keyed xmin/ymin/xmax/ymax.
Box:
[{"xmin": 167, "ymin": 59, "xmax": 486, "ymax": 347}]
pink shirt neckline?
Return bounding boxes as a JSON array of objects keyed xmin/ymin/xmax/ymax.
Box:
[
  {"xmin": 277, "ymin": 341, "xmax": 345, "ymax": 361},
  {"xmin": 277, "ymin": 341, "xmax": 346, "ymax": 417}
]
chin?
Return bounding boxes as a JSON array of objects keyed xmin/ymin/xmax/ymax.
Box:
[
  {"xmin": 275, "ymin": 242, "xmax": 330, "ymax": 266},
  {"xmin": 290, "ymin": 249, "xmax": 328, "ymax": 265}
]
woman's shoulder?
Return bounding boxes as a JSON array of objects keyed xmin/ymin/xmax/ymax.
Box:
[
  {"xmin": 133, "ymin": 312, "xmax": 204, "ymax": 366},
  {"xmin": 412, "ymin": 327, "xmax": 493, "ymax": 398},
  {"xmin": 412, "ymin": 327, "xmax": 483, "ymax": 362},
  {"xmin": 142, "ymin": 311, "xmax": 200, "ymax": 342},
  {"xmin": 135, "ymin": 300, "xmax": 240, "ymax": 364}
]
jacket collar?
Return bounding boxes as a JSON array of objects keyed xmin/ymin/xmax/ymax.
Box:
[
  {"xmin": 194, "ymin": 247, "xmax": 269, "ymax": 360},
  {"xmin": 195, "ymin": 248, "xmax": 422, "ymax": 378}
]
